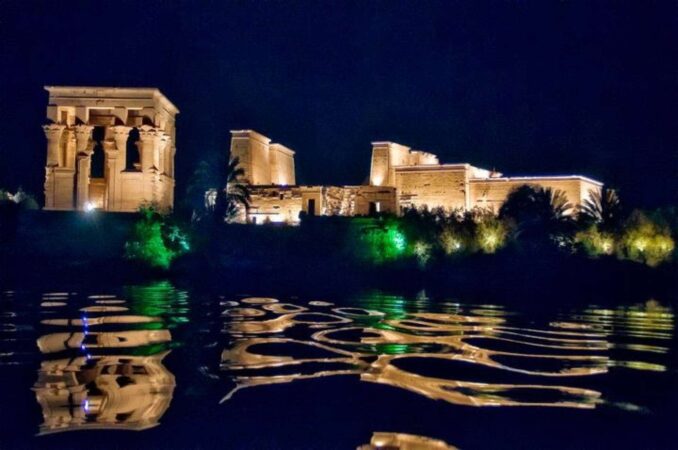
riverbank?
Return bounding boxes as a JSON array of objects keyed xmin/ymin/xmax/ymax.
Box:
[{"xmin": 1, "ymin": 211, "xmax": 675, "ymax": 308}]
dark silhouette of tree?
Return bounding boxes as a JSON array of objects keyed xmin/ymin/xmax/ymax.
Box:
[
  {"xmin": 184, "ymin": 160, "xmax": 216, "ymax": 219},
  {"xmin": 0, "ymin": 187, "xmax": 38, "ymax": 243},
  {"xmin": 578, "ymin": 188, "xmax": 623, "ymax": 232},
  {"xmin": 185, "ymin": 155, "xmax": 251, "ymax": 223},
  {"xmin": 211, "ymin": 156, "xmax": 250, "ymax": 223},
  {"xmin": 499, "ymin": 184, "xmax": 574, "ymax": 243}
]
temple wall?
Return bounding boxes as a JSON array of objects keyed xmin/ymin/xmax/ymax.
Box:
[
  {"xmin": 394, "ymin": 166, "xmax": 469, "ymax": 211},
  {"xmin": 45, "ymin": 168, "xmax": 76, "ymax": 210},
  {"xmin": 353, "ymin": 186, "xmax": 398, "ymax": 215},
  {"xmin": 230, "ymin": 130, "xmax": 271, "ymax": 185},
  {"xmin": 270, "ymin": 144, "xmax": 296, "ymax": 185},
  {"xmin": 370, "ymin": 146, "xmax": 390, "ymax": 186},
  {"xmin": 469, "ymin": 177, "xmax": 602, "ymax": 212},
  {"xmin": 370, "ymin": 142, "xmax": 411, "ymax": 187},
  {"xmin": 323, "ymin": 186, "xmax": 352, "ymax": 216},
  {"xmin": 249, "ymin": 137, "xmax": 271, "ymax": 185},
  {"xmin": 247, "ymin": 186, "xmax": 304, "ymax": 224},
  {"xmin": 119, "ymin": 172, "xmax": 145, "ymax": 212},
  {"xmin": 230, "ymin": 131, "xmax": 296, "ymax": 186},
  {"xmin": 244, "ymin": 185, "xmax": 398, "ymax": 224}
]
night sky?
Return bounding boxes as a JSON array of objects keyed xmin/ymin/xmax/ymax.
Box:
[{"xmin": 0, "ymin": 1, "xmax": 676, "ymax": 208}]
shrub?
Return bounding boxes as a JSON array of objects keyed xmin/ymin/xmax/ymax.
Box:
[
  {"xmin": 618, "ymin": 211, "xmax": 674, "ymax": 267},
  {"xmin": 413, "ymin": 240, "xmax": 432, "ymax": 268},
  {"xmin": 476, "ymin": 215, "xmax": 508, "ymax": 253},
  {"xmin": 575, "ymin": 225, "xmax": 616, "ymax": 257},
  {"xmin": 439, "ymin": 227, "xmax": 466, "ymax": 255},
  {"xmin": 125, "ymin": 205, "xmax": 190, "ymax": 269},
  {"xmin": 349, "ymin": 217, "xmax": 408, "ymax": 265}
]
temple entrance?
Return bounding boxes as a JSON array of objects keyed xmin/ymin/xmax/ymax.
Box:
[
  {"xmin": 307, "ymin": 199, "xmax": 316, "ymax": 216},
  {"xmin": 90, "ymin": 126, "xmax": 106, "ymax": 178},
  {"xmin": 125, "ymin": 127, "xmax": 141, "ymax": 171}
]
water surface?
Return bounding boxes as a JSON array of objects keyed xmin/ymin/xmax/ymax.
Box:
[{"xmin": 1, "ymin": 282, "xmax": 676, "ymax": 448}]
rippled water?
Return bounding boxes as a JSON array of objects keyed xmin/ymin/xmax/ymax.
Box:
[{"xmin": 1, "ymin": 282, "xmax": 676, "ymax": 448}]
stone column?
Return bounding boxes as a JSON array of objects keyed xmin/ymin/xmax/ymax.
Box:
[
  {"xmin": 58, "ymin": 128, "xmax": 77, "ymax": 209},
  {"xmin": 76, "ymin": 153, "xmax": 92, "ymax": 210},
  {"xmin": 170, "ymin": 145, "xmax": 176, "ymax": 178},
  {"xmin": 74, "ymin": 125, "xmax": 94, "ymax": 210},
  {"xmin": 43, "ymin": 167, "xmax": 55, "ymax": 209},
  {"xmin": 154, "ymin": 133, "xmax": 170, "ymax": 175},
  {"xmin": 74, "ymin": 125, "xmax": 94, "ymax": 153},
  {"xmin": 63, "ymin": 128, "xmax": 77, "ymax": 168},
  {"xmin": 138, "ymin": 125, "xmax": 159, "ymax": 205},
  {"xmin": 162, "ymin": 135, "xmax": 173, "ymax": 176},
  {"xmin": 43, "ymin": 124, "xmax": 66, "ymax": 167},
  {"xmin": 111, "ymin": 126, "xmax": 132, "ymax": 210},
  {"xmin": 111, "ymin": 126, "xmax": 132, "ymax": 169},
  {"xmin": 103, "ymin": 140, "xmax": 119, "ymax": 211},
  {"xmin": 137, "ymin": 125, "xmax": 157, "ymax": 172},
  {"xmin": 43, "ymin": 124, "xmax": 66, "ymax": 209}
]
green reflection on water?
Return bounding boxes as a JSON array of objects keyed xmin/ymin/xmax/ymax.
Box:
[{"xmin": 32, "ymin": 280, "xmax": 190, "ymax": 435}]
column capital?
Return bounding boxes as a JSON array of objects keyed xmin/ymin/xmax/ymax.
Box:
[
  {"xmin": 110, "ymin": 125, "xmax": 132, "ymax": 139},
  {"xmin": 74, "ymin": 125, "xmax": 94, "ymax": 154},
  {"xmin": 43, "ymin": 124, "xmax": 66, "ymax": 140},
  {"xmin": 111, "ymin": 125, "xmax": 132, "ymax": 152},
  {"xmin": 155, "ymin": 132, "xmax": 170, "ymax": 147},
  {"xmin": 73, "ymin": 124, "xmax": 94, "ymax": 134},
  {"xmin": 62, "ymin": 127, "xmax": 76, "ymax": 145},
  {"xmin": 137, "ymin": 125, "xmax": 157, "ymax": 141}
]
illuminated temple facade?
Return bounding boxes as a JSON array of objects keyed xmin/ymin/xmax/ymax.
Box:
[
  {"xmin": 227, "ymin": 130, "xmax": 602, "ymax": 224},
  {"xmin": 42, "ymin": 86, "xmax": 179, "ymax": 212}
]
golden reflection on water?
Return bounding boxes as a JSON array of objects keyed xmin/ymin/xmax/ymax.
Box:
[
  {"xmin": 28, "ymin": 283, "xmax": 186, "ymax": 435},
  {"xmin": 0, "ymin": 286, "xmax": 674, "ymax": 437},
  {"xmin": 220, "ymin": 295, "xmax": 674, "ymax": 410},
  {"xmin": 358, "ymin": 431, "xmax": 458, "ymax": 450}
]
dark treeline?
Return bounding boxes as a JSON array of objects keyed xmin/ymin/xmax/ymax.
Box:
[{"xmin": 1, "ymin": 179, "xmax": 676, "ymax": 305}]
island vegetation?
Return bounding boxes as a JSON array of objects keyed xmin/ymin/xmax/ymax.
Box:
[{"xmin": 1, "ymin": 157, "xmax": 676, "ymax": 295}]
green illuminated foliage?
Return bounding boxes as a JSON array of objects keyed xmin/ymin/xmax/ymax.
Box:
[
  {"xmin": 387, "ymin": 227, "xmax": 407, "ymax": 254},
  {"xmin": 351, "ymin": 218, "xmax": 408, "ymax": 264},
  {"xmin": 125, "ymin": 205, "xmax": 190, "ymax": 269}
]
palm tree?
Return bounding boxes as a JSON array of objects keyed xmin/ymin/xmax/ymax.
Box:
[
  {"xmin": 184, "ymin": 160, "xmax": 215, "ymax": 220},
  {"xmin": 499, "ymin": 184, "xmax": 574, "ymax": 241},
  {"xmin": 211, "ymin": 156, "xmax": 250, "ymax": 223},
  {"xmin": 578, "ymin": 188, "xmax": 622, "ymax": 232},
  {"xmin": 186, "ymin": 156, "xmax": 251, "ymax": 223},
  {"xmin": 534, "ymin": 187, "xmax": 573, "ymax": 224}
]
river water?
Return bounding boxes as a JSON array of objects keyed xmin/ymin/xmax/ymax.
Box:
[{"xmin": 1, "ymin": 281, "xmax": 676, "ymax": 448}]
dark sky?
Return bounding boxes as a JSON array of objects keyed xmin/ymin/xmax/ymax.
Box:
[{"xmin": 0, "ymin": 0, "xmax": 676, "ymax": 208}]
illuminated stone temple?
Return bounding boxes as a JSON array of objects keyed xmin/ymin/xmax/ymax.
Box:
[
  {"xmin": 221, "ymin": 130, "xmax": 602, "ymax": 224},
  {"xmin": 222, "ymin": 130, "xmax": 397, "ymax": 224},
  {"xmin": 42, "ymin": 86, "xmax": 179, "ymax": 212}
]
